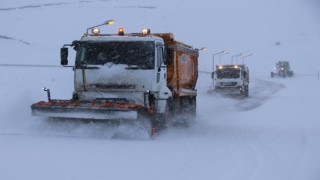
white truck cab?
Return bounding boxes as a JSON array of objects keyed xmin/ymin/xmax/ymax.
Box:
[
  {"xmin": 211, "ymin": 64, "xmax": 249, "ymax": 97},
  {"xmin": 70, "ymin": 34, "xmax": 170, "ymax": 112}
]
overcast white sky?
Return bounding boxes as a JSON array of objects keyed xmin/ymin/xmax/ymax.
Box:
[{"xmin": 1, "ymin": 0, "xmax": 320, "ymax": 74}]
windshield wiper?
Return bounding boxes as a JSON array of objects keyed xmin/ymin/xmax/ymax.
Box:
[
  {"xmin": 75, "ymin": 64, "xmax": 100, "ymax": 69},
  {"xmin": 126, "ymin": 65, "xmax": 140, "ymax": 69},
  {"xmin": 103, "ymin": 62, "xmax": 114, "ymax": 68},
  {"xmin": 125, "ymin": 65, "xmax": 143, "ymax": 70}
]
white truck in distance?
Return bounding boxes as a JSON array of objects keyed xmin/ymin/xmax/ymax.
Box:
[
  {"xmin": 209, "ymin": 64, "xmax": 249, "ymax": 97},
  {"xmin": 31, "ymin": 26, "xmax": 199, "ymax": 136}
]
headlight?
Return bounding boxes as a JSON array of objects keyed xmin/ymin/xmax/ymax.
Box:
[
  {"xmin": 91, "ymin": 28, "xmax": 100, "ymax": 34},
  {"xmin": 142, "ymin": 28, "xmax": 151, "ymax": 35}
]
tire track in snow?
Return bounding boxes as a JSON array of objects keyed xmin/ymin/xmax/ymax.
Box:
[
  {"xmin": 234, "ymin": 128, "xmax": 310, "ymax": 180},
  {"xmin": 193, "ymin": 76, "xmax": 287, "ymax": 179},
  {"xmin": 236, "ymin": 130, "xmax": 284, "ymax": 180},
  {"xmin": 235, "ymin": 78, "xmax": 285, "ymax": 111},
  {"xmin": 197, "ymin": 73, "xmax": 285, "ymax": 112}
]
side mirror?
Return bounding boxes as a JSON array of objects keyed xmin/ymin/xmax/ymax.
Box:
[
  {"xmin": 60, "ymin": 47, "xmax": 68, "ymax": 66},
  {"xmin": 164, "ymin": 48, "xmax": 173, "ymax": 65}
]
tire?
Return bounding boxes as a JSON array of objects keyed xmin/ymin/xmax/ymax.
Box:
[
  {"xmin": 244, "ymin": 85, "xmax": 249, "ymax": 97},
  {"xmin": 150, "ymin": 99, "xmax": 171, "ymax": 136},
  {"xmin": 240, "ymin": 86, "xmax": 249, "ymax": 98},
  {"xmin": 288, "ymin": 71, "xmax": 294, "ymax": 77},
  {"xmin": 271, "ymin": 72, "xmax": 274, "ymax": 78}
]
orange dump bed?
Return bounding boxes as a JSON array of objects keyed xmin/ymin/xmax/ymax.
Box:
[{"xmin": 154, "ymin": 33, "xmax": 199, "ymax": 97}]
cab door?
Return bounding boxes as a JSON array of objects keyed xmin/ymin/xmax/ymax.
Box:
[
  {"xmin": 156, "ymin": 44, "xmax": 166, "ymax": 89},
  {"xmin": 155, "ymin": 43, "xmax": 170, "ymax": 114}
]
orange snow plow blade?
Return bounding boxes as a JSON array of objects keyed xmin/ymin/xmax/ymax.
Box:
[{"xmin": 31, "ymin": 99, "xmax": 144, "ymax": 120}]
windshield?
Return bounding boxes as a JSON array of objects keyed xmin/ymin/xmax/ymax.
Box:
[
  {"xmin": 216, "ymin": 68, "xmax": 240, "ymax": 79},
  {"xmin": 75, "ymin": 41, "xmax": 155, "ymax": 69}
]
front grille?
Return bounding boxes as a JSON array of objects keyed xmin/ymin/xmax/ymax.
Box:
[{"xmin": 220, "ymin": 82, "xmax": 237, "ymax": 86}]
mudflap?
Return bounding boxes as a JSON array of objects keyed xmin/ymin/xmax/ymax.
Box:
[{"xmin": 150, "ymin": 114, "xmax": 166, "ymax": 137}]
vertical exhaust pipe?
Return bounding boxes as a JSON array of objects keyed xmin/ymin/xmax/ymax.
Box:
[{"xmin": 43, "ymin": 87, "xmax": 51, "ymax": 102}]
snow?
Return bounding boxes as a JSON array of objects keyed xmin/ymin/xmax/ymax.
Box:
[{"xmin": 1, "ymin": 0, "xmax": 320, "ymax": 180}]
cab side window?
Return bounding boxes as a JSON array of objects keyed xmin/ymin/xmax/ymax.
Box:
[{"xmin": 157, "ymin": 46, "xmax": 164, "ymax": 67}]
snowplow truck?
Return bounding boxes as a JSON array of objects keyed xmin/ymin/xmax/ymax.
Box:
[
  {"xmin": 271, "ymin": 61, "xmax": 294, "ymax": 78},
  {"xmin": 209, "ymin": 64, "xmax": 249, "ymax": 97},
  {"xmin": 31, "ymin": 27, "xmax": 199, "ymax": 136}
]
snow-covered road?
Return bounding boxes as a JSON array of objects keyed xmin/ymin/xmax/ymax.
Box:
[
  {"xmin": 1, "ymin": 0, "xmax": 320, "ymax": 179},
  {"xmin": 1, "ymin": 66, "xmax": 320, "ymax": 180}
]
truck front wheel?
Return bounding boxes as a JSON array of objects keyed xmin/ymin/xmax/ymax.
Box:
[
  {"xmin": 244, "ymin": 85, "xmax": 249, "ymax": 97},
  {"xmin": 240, "ymin": 85, "xmax": 249, "ymax": 98},
  {"xmin": 150, "ymin": 99, "xmax": 172, "ymax": 136}
]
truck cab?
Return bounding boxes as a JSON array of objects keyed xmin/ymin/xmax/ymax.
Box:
[
  {"xmin": 62, "ymin": 29, "xmax": 172, "ymax": 117},
  {"xmin": 271, "ymin": 61, "xmax": 294, "ymax": 78},
  {"xmin": 212, "ymin": 64, "xmax": 249, "ymax": 97}
]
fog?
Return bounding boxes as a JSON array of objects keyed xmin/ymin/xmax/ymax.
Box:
[{"xmin": 1, "ymin": 0, "xmax": 320, "ymax": 179}]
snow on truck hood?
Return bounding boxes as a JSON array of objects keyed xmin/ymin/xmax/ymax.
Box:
[{"xmin": 74, "ymin": 64, "xmax": 154, "ymax": 93}]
